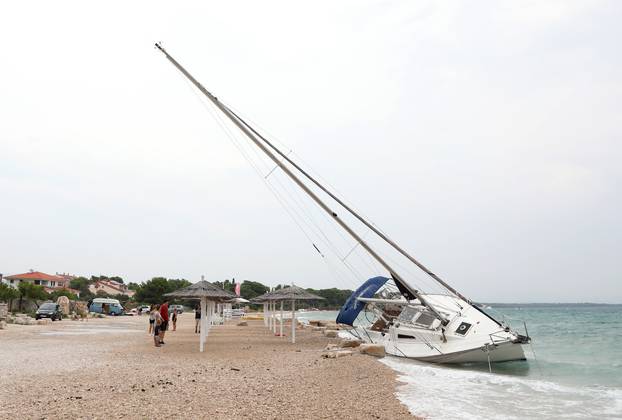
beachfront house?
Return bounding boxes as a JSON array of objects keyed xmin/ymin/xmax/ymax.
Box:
[
  {"xmin": 88, "ymin": 279, "xmax": 135, "ymax": 297},
  {"xmin": 3, "ymin": 270, "xmax": 81, "ymax": 297}
]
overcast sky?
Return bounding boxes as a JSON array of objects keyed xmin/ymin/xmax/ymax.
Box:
[{"xmin": 1, "ymin": 1, "xmax": 620, "ymax": 302}]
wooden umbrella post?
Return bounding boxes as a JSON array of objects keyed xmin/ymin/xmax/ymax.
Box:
[
  {"xmin": 280, "ymin": 301, "xmax": 284, "ymax": 338},
  {"xmin": 291, "ymin": 299, "xmax": 296, "ymax": 344},
  {"xmin": 273, "ymin": 302, "xmax": 277, "ymax": 334},
  {"xmin": 200, "ymin": 297, "xmax": 207, "ymax": 352},
  {"xmin": 206, "ymin": 301, "xmax": 212, "ymax": 336},
  {"xmin": 263, "ymin": 303, "xmax": 268, "ymax": 327},
  {"xmin": 267, "ymin": 302, "xmax": 271, "ymax": 330}
]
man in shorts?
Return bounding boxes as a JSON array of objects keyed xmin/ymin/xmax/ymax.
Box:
[{"xmin": 159, "ymin": 299, "xmax": 169, "ymax": 344}]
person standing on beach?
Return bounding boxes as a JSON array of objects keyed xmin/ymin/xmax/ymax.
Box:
[
  {"xmin": 195, "ymin": 304, "xmax": 201, "ymax": 333},
  {"xmin": 148, "ymin": 304, "xmax": 155, "ymax": 334},
  {"xmin": 151, "ymin": 305, "xmax": 163, "ymax": 347},
  {"xmin": 171, "ymin": 308, "xmax": 178, "ymax": 331},
  {"xmin": 159, "ymin": 299, "xmax": 169, "ymax": 344}
]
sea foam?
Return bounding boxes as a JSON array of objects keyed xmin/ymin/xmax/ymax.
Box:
[{"xmin": 381, "ymin": 356, "xmax": 622, "ymax": 420}]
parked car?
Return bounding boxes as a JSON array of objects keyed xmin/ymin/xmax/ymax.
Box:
[
  {"xmin": 139, "ymin": 305, "xmax": 151, "ymax": 314},
  {"xmin": 169, "ymin": 304, "xmax": 184, "ymax": 314},
  {"xmin": 88, "ymin": 298, "xmax": 124, "ymax": 315},
  {"xmin": 36, "ymin": 302, "xmax": 63, "ymax": 321},
  {"xmin": 231, "ymin": 308, "xmax": 245, "ymax": 317}
]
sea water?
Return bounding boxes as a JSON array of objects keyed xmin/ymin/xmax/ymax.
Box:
[{"xmin": 300, "ymin": 305, "xmax": 622, "ymax": 419}]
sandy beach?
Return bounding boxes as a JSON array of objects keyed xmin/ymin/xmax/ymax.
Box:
[{"xmin": 0, "ymin": 313, "xmax": 414, "ymax": 419}]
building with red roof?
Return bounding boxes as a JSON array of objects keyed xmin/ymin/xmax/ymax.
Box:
[
  {"xmin": 89, "ymin": 279, "xmax": 135, "ymax": 297},
  {"xmin": 3, "ymin": 270, "xmax": 81, "ymax": 297}
]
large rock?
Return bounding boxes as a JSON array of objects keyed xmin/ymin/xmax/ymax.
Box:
[
  {"xmin": 339, "ymin": 339, "xmax": 362, "ymax": 348},
  {"xmin": 324, "ymin": 329, "xmax": 338, "ymax": 338},
  {"xmin": 359, "ymin": 343, "xmax": 386, "ymax": 358},
  {"xmin": 0, "ymin": 320, "xmax": 6, "ymax": 329},
  {"xmin": 73, "ymin": 301, "xmax": 88, "ymax": 318},
  {"xmin": 57, "ymin": 296, "xmax": 70, "ymax": 315}
]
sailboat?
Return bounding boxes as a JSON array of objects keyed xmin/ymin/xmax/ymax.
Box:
[{"xmin": 155, "ymin": 43, "xmax": 531, "ymax": 364}]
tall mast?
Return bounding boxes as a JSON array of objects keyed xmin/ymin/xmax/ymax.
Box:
[{"xmin": 155, "ymin": 43, "xmax": 448, "ymax": 325}]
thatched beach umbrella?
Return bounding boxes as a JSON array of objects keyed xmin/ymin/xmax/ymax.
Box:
[
  {"xmin": 165, "ymin": 279, "xmax": 237, "ymax": 352},
  {"xmin": 256, "ymin": 286, "xmax": 324, "ymax": 343}
]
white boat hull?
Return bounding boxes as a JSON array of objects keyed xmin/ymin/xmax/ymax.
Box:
[
  {"xmin": 345, "ymin": 294, "xmax": 530, "ymax": 364},
  {"xmin": 352, "ymin": 327, "xmax": 527, "ymax": 364}
]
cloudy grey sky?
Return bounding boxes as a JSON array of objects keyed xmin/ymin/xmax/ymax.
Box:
[{"xmin": 1, "ymin": 1, "xmax": 620, "ymax": 302}]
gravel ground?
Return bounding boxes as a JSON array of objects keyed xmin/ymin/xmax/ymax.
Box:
[{"xmin": 0, "ymin": 313, "xmax": 416, "ymax": 419}]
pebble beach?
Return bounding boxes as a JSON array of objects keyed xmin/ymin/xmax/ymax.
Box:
[{"xmin": 0, "ymin": 313, "xmax": 415, "ymax": 419}]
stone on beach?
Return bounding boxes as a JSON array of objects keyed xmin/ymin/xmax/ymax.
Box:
[
  {"xmin": 36, "ymin": 319, "xmax": 51, "ymax": 325},
  {"xmin": 0, "ymin": 320, "xmax": 6, "ymax": 329},
  {"xmin": 236, "ymin": 321, "xmax": 248, "ymax": 326},
  {"xmin": 339, "ymin": 339, "xmax": 363, "ymax": 348},
  {"xmin": 14, "ymin": 315, "xmax": 36, "ymax": 325},
  {"xmin": 359, "ymin": 343, "xmax": 386, "ymax": 358},
  {"xmin": 323, "ymin": 329, "xmax": 338, "ymax": 338},
  {"xmin": 322, "ymin": 350, "xmax": 355, "ymax": 359}
]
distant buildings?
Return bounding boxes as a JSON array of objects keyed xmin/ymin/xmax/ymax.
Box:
[
  {"xmin": 89, "ymin": 279, "xmax": 135, "ymax": 297},
  {"xmin": 2, "ymin": 270, "xmax": 81, "ymax": 297}
]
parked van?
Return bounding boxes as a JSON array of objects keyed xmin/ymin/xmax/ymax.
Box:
[{"xmin": 88, "ymin": 298, "xmax": 124, "ymax": 315}]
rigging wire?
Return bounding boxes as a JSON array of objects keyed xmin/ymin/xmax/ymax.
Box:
[
  {"xmin": 219, "ymin": 99, "xmax": 392, "ymax": 272},
  {"xmin": 204, "ymin": 99, "xmax": 381, "ymax": 288},
  {"xmin": 177, "ymin": 74, "xmax": 362, "ymax": 289},
  {"xmin": 219, "ymin": 99, "xmax": 454, "ymax": 293},
  {"xmin": 219, "ymin": 100, "xmax": 413, "ymax": 257}
]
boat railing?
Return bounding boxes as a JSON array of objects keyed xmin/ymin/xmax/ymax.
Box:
[{"xmin": 496, "ymin": 314, "xmax": 530, "ymax": 340}]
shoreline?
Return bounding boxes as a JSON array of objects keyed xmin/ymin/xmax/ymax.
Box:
[{"xmin": 0, "ymin": 313, "xmax": 417, "ymax": 419}]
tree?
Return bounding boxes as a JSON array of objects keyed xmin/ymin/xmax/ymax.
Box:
[
  {"xmin": 96, "ymin": 290, "xmax": 111, "ymax": 297},
  {"xmin": 0, "ymin": 284, "xmax": 19, "ymax": 311},
  {"xmin": 133, "ymin": 277, "xmax": 191, "ymax": 304},
  {"xmin": 127, "ymin": 282, "xmax": 140, "ymax": 291},
  {"xmin": 213, "ymin": 279, "xmax": 235, "ymax": 293},
  {"xmin": 70, "ymin": 277, "xmax": 93, "ymax": 299},
  {"xmin": 305, "ymin": 288, "xmax": 353, "ymax": 309},
  {"xmin": 17, "ymin": 283, "xmax": 49, "ymax": 310},
  {"xmin": 49, "ymin": 289, "xmax": 78, "ymax": 301},
  {"xmin": 240, "ymin": 281, "xmax": 269, "ymax": 300},
  {"xmin": 109, "ymin": 276, "xmax": 124, "ymax": 284}
]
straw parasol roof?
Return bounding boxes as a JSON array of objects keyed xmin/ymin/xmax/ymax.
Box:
[
  {"xmin": 253, "ymin": 285, "xmax": 324, "ymax": 344},
  {"xmin": 251, "ymin": 285, "xmax": 324, "ymax": 302},
  {"xmin": 164, "ymin": 280, "xmax": 237, "ymax": 301}
]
